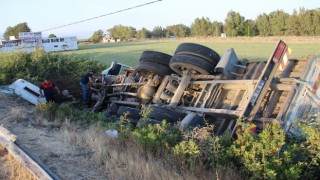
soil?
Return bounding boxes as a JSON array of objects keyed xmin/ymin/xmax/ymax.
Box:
[
  {"xmin": 0, "ymin": 94, "xmax": 107, "ymax": 179},
  {"xmin": 54, "ymin": 75, "xmax": 83, "ymax": 101}
]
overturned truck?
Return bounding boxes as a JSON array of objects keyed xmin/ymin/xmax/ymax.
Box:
[{"xmin": 91, "ymin": 40, "xmax": 320, "ymax": 135}]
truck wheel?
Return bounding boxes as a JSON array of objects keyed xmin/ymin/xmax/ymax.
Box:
[
  {"xmin": 174, "ymin": 43, "xmax": 220, "ymax": 65},
  {"xmin": 170, "ymin": 54, "xmax": 215, "ymax": 75},
  {"xmin": 117, "ymin": 106, "xmax": 141, "ymax": 120},
  {"xmin": 139, "ymin": 51, "xmax": 172, "ymax": 65},
  {"xmin": 136, "ymin": 118, "xmax": 162, "ymax": 128},
  {"xmin": 137, "ymin": 60, "xmax": 174, "ymax": 76},
  {"xmin": 147, "ymin": 105, "xmax": 186, "ymax": 123},
  {"xmin": 180, "ymin": 114, "xmax": 205, "ymax": 130}
]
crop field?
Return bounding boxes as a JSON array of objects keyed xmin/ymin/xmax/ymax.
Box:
[{"xmin": 62, "ymin": 39, "xmax": 320, "ymax": 67}]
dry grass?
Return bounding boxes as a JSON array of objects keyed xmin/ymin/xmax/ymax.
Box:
[
  {"xmin": 9, "ymin": 106, "xmax": 29, "ymax": 122},
  {"xmin": 0, "ymin": 145, "xmax": 36, "ymax": 180},
  {"xmin": 60, "ymin": 121, "xmax": 241, "ymax": 180}
]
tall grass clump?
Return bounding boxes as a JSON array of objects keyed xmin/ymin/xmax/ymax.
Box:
[{"xmin": 0, "ymin": 48, "xmax": 107, "ymax": 85}]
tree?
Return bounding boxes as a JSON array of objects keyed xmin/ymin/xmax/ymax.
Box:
[
  {"xmin": 313, "ymin": 9, "xmax": 320, "ymax": 35},
  {"xmin": 108, "ymin": 25, "xmax": 136, "ymax": 41},
  {"xmin": 269, "ymin": 10, "xmax": 289, "ymax": 36},
  {"xmin": 244, "ymin": 19, "xmax": 257, "ymax": 36},
  {"xmin": 136, "ymin": 27, "xmax": 151, "ymax": 39},
  {"xmin": 224, "ymin": 11, "xmax": 245, "ymax": 37},
  {"xmin": 152, "ymin": 26, "xmax": 164, "ymax": 38},
  {"xmin": 256, "ymin": 13, "xmax": 271, "ymax": 36},
  {"xmin": 3, "ymin": 22, "xmax": 31, "ymax": 40},
  {"xmin": 212, "ymin": 21, "xmax": 224, "ymax": 37},
  {"xmin": 299, "ymin": 8, "xmax": 320, "ymax": 35},
  {"xmin": 48, "ymin": 34, "xmax": 57, "ymax": 38},
  {"xmin": 90, "ymin": 29, "xmax": 104, "ymax": 43},
  {"xmin": 166, "ymin": 24, "xmax": 190, "ymax": 37},
  {"xmin": 285, "ymin": 9, "xmax": 301, "ymax": 35},
  {"xmin": 191, "ymin": 17, "xmax": 213, "ymax": 36}
]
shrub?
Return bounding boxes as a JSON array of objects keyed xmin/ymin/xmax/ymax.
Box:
[
  {"xmin": 0, "ymin": 49, "xmax": 107, "ymax": 85},
  {"xmin": 294, "ymin": 117, "xmax": 320, "ymax": 179},
  {"xmin": 173, "ymin": 124, "xmax": 232, "ymax": 170},
  {"xmin": 231, "ymin": 121, "xmax": 283, "ymax": 179},
  {"xmin": 36, "ymin": 102, "xmax": 58, "ymax": 121},
  {"xmin": 133, "ymin": 120, "xmax": 182, "ymax": 154},
  {"xmin": 55, "ymin": 103, "xmax": 74, "ymax": 120}
]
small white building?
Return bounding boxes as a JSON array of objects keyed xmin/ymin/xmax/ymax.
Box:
[
  {"xmin": 102, "ymin": 37, "xmax": 116, "ymax": 43},
  {"xmin": 42, "ymin": 36, "xmax": 78, "ymax": 52}
]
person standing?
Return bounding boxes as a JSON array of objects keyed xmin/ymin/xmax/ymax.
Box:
[
  {"xmin": 80, "ymin": 70, "xmax": 96, "ymax": 104},
  {"xmin": 39, "ymin": 77, "xmax": 60, "ymax": 102}
]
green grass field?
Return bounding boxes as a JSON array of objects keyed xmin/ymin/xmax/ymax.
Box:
[{"xmin": 62, "ymin": 40, "xmax": 320, "ymax": 67}]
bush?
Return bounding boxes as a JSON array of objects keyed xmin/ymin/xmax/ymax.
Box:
[
  {"xmin": 36, "ymin": 102, "xmax": 59, "ymax": 121},
  {"xmin": 55, "ymin": 103, "xmax": 74, "ymax": 120},
  {"xmin": 173, "ymin": 124, "xmax": 232, "ymax": 170},
  {"xmin": 294, "ymin": 118, "xmax": 320, "ymax": 179},
  {"xmin": 0, "ymin": 49, "xmax": 106, "ymax": 85},
  {"xmin": 231, "ymin": 121, "xmax": 287, "ymax": 179},
  {"xmin": 133, "ymin": 120, "xmax": 182, "ymax": 154}
]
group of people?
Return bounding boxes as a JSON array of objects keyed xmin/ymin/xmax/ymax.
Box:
[{"xmin": 39, "ymin": 70, "xmax": 99, "ymax": 105}]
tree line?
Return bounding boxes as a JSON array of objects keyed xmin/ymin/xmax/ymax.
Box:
[
  {"xmin": 2, "ymin": 8, "xmax": 320, "ymax": 42},
  {"xmin": 101, "ymin": 8, "xmax": 320, "ymax": 41}
]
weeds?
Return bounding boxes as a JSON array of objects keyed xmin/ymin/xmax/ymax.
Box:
[{"xmin": 9, "ymin": 106, "xmax": 28, "ymax": 122}]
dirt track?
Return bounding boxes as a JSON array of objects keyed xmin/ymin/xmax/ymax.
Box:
[{"xmin": 0, "ymin": 94, "xmax": 107, "ymax": 179}]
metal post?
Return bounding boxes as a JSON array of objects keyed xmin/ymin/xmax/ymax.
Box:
[{"xmin": 169, "ymin": 71, "xmax": 191, "ymax": 107}]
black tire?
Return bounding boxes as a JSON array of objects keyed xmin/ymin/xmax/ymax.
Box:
[
  {"xmin": 137, "ymin": 60, "xmax": 174, "ymax": 76},
  {"xmin": 109, "ymin": 102, "xmax": 120, "ymax": 114},
  {"xmin": 139, "ymin": 51, "xmax": 172, "ymax": 65},
  {"xmin": 175, "ymin": 43, "xmax": 220, "ymax": 64},
  {"xmin": 187, "ymin": 114, "xmax": 205, "ymax": 128},
  {"xmin": 117, "ymin": 106, "xmax": 141, "ymax": 120},
  {"xmin": 127, "ymin": 118, "xmax": 138, "ymax": 127},
  {"xmin": 147, "ymin": 105, "xmax": 186, "ymax": 123},
  {"xmin": 170, "ymin": 54, "xmax": 215, "ymax": 75},
  {"xmin": 144, "ymin": 119, "xmax": 162, "ymax": 125},
  {"xmin": 136, "ymin": 118, "xmax": 162, "ymax": 128}
]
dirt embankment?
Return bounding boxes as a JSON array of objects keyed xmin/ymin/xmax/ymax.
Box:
[{"xmin": 0, "ymin": 94, "xmax": 107, "ymax": 179}]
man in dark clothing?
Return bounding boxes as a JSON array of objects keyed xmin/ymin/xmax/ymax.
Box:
[
  {"xmin": 80, "ymin": 70, "xmax": 96, "ymax": 104},
  {"xmin": 39, "ymin": 77, "xmax": 60, "ymax": 102}
]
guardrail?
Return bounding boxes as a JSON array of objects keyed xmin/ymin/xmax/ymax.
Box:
[{"xmin": 0, "ymin": 125, "xmax": 60, "ymax": 180}]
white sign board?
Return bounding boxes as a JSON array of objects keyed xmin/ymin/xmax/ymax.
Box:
[{"xmin": 19, "ymin": 32, "xmax": 42, "ymax": 47}]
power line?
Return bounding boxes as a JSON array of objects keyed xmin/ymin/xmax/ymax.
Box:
[{"xmin": 39, "ymin": 0, "xmax": 162, "ymax": 32}]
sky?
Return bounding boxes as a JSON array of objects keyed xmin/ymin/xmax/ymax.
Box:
[{"xmin": 1, "ymin": 0, "xmax": 319, "ymax": 39}]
